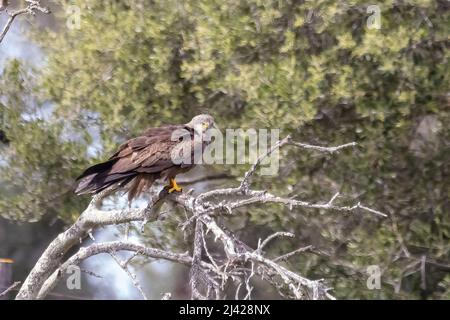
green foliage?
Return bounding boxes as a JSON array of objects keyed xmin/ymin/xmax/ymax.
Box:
[
  {"xmin": 0, "ymin": 60, "xmax": 89, "ymax": 221},
  {"xmin": 1, "ymin": 0, "xmax": 449, "ymax": 298}
]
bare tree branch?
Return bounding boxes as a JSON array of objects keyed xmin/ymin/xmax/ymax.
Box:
[
  {"xmin": 17, "ymin": 188, "xmax": 168, "ymax": 300},
  {"xmin": 0, "ymin": 281, "xmax": 20, "ymax": 298},
  {"xmin": 109, "ymin": 251, "xmax": 148, "ymax": 300},
  {"xmin": 16, "ymin": 136, "xmax": 385, "ymax": 300},
  {"xmin": 239, "ymin": 135, "xmax": 356, "ymax": 192},
  {"xmin": 190, "ymin": 221, "xmax": 206, "ymax": 300},
  {"xmin": 0, "ymin": 0, "xmax": 50, "ymax": 44},
  {"xmin": 273, "ymin": 245, "xmax": 314, "ymax": 263},
  {"xmin": 258, "ymin": 232, "xmax": 295, "ymax": 253},
  {"xmin": 36, "ymin": 241, "xmax": 204, "ymax": 300}
]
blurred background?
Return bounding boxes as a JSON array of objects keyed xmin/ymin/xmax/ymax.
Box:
[{"xmin": 0, "ymin": 0, "xmax": 449, "ymax": 299}]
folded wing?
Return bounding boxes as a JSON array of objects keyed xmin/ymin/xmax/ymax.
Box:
[{"xmin": 74, "ymin": 125, "xmax": 190, "ymax": 200}]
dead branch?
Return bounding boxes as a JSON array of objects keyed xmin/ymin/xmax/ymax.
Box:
[
  {"xmin": 0, "ymin": 0, "xmax": 50, "ymax": 44},
  {"xmin": 16, "ymin": 135, "xmax": 385, "ymax": 300},
  {"xmin": 0, "ymin": 281, "xmax": 20, "ymax": 298},
  {"xmin": 109, "ymin": 251, "xmax": 148, "ymax": 300}
]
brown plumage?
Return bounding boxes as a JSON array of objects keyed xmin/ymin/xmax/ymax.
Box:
[{"xmin": 75, "ymin": 114, "xmax": 216, "ymax": 202}]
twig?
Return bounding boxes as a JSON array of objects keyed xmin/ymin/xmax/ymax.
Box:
[
  {"xmin": 238, "ymin": 135, "xmax": 356, "ymax": 192},
  {"xmin": 80, "ymin": 268, "xmax": 103, "ymax": 279},
  {"xmin": 109, "ymin": 252, "xmax": 148, "ymax": 300},
  {"xmin": 0, "ymin": 0, "xmax": 50, "ymax": 44},
  {"xmin": 273, "ymin": 245, "xmax": 314, "ymax": 262},
  {"xmin": 258, "ymin": 232, "xmax": 295, "ymax": 253},
  {"xmin": 243, "ymin": 262, "xmax": 255, "ymax": 300},
  {"xmin": 0, "ymin": 281, "xmax": 21, "ymax": 298}
]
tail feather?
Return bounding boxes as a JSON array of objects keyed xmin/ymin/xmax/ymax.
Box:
[
  {"xmin": 74, "ymin": 159, "xmax": 137, "ymax": 194},
  {"xmin": 126, "ymin": 174, "xmax": 156, "ymax": 202},
  {"xmin": 74, "ymin": 173, "xmax": 98, "ymax": 194},
  {"xmin": 75, "ymin": 159, "xmax": 116, "ymax": 180}
]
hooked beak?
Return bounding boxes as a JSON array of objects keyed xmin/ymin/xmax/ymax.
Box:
[{"xmin": 194, "ymin": 122, "xmax": 219, "ymax": 136}]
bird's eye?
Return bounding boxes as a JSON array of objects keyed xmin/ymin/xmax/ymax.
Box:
[{"xmin": 202, "ymin": 122, "xmax": 208, "ymax": 129}]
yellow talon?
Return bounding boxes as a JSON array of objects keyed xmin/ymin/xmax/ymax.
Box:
[{"xmin": 168, "ymin": 178, "xmax": 182, "ymax": 193}]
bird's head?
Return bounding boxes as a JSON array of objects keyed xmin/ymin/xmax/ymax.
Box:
[{"xmin": 186, "ymin": 114, "xmax": 216, "ymax": 135}]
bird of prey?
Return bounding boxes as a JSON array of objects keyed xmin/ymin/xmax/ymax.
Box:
[{"xmin": 75, "ymin": 114, "xmax": 216, "ymax": 202}]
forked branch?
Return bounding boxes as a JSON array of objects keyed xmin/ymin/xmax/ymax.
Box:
[{"xmin": 16, "ymin": 136, "xmax": 384, "ymax": 300}]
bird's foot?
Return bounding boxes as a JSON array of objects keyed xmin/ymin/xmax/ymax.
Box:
[{"xmin": 168, "ymin": 178, "xmax": 182, "ymax": 193}]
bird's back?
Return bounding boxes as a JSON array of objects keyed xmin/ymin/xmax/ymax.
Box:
[{"xmin": 75, "ymin": 124, "xmax": 193, "ymax": 199}]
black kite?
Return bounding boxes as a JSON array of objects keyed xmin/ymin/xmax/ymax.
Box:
[{"xmin": 75, "ymin": 114, "xmax": 216, "ymax": 202}]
